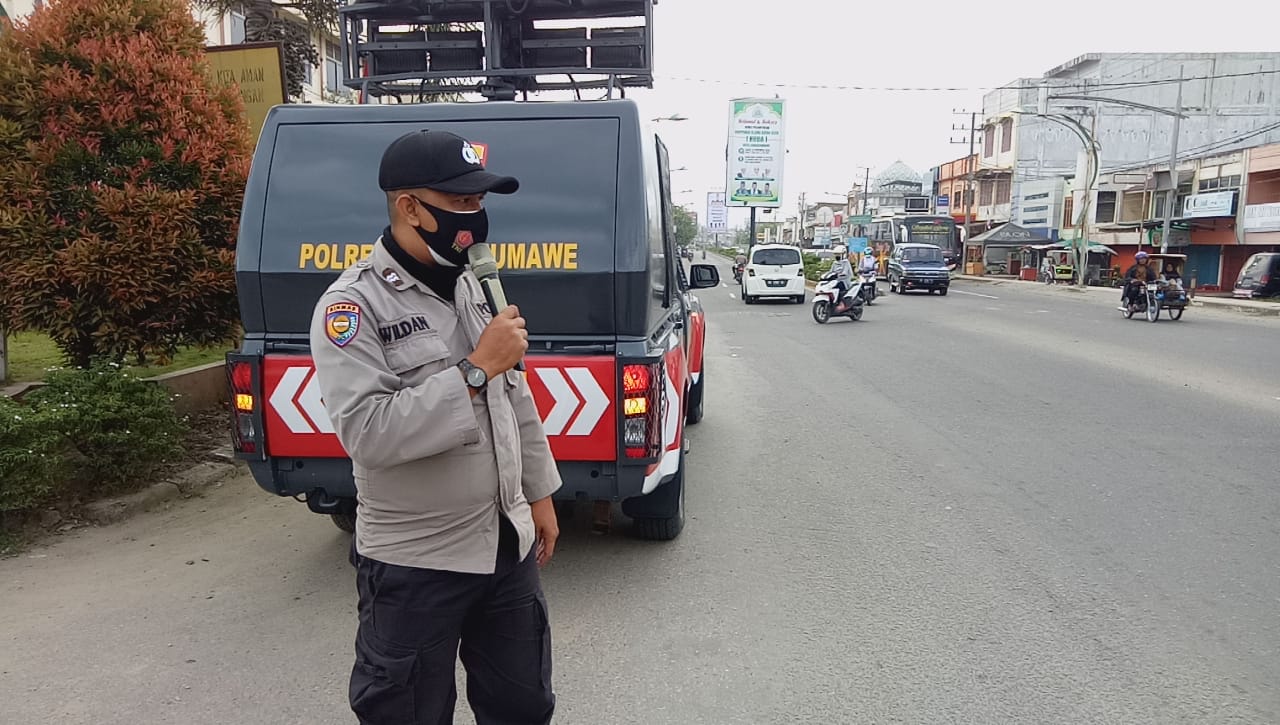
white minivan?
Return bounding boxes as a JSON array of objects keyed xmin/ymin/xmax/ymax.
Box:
[{"xmin": 741, "ymin": 244, "xmax": 806, "ymax": 304}]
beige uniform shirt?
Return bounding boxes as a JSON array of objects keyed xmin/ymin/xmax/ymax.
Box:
[{"xmin": 309, "ymin": 238, "xmax": 561, "ymax": 574}]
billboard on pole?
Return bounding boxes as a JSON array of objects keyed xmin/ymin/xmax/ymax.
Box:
[
  {"xmin": 706, "ymin": 191, "xmax": 728, "ymax": 230},
  {"xmin": 726, "ymin": 98, "xmax": 785, "ymax": 208}
]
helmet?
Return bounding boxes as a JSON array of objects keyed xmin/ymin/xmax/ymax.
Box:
[
  {"xmin": 864, "ymin": 247, "xmax": 875, "ymax": 256},
  {"xmin": 832, "ymin": 244, "xmax": 847, "ymax": 256},
  {"xmin": 1136, "ymin": 251, "xmax": 1149, "ymax": 260}
]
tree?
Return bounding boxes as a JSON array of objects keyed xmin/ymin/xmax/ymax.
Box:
[
  {"xmin": 0, "ymin": 0, "xmax": 253, "ymax": 368},
  {"xmin": 672, "ymin": 205, "xmax": 698, "ymax": 248}
]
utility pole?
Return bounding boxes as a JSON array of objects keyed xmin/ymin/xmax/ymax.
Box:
[
  {"xmin": 950, "ymin": 109, "xmax": 979, "ymax": 245},
  {"xmin": 862, "ymin": 166, "xmax": 871, "ymax": 216},
  {"xmin": 749, "ymin": 207, "xmax": 757, "ymax": 250},
  {"xmin": 1160, "ymin": 66, "xmax": 1184, "ymax": 253},
  {"xmin": 0, "ymin": 325, "xmax": 7, "ymax": 384}
]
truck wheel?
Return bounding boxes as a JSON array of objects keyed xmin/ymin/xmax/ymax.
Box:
[
  {"xmin": 623, "ymin": 451, "xmax": 686, "ymax": 541},
  {"xmin": 331, "ymin": 513, "xmax": 356, "ymax": 533},
  {"xmin": 686, "ymin": 368, "xmax": 705, "ymax": 425}
]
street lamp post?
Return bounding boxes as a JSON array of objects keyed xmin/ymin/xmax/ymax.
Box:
[{"xmin": 1046, "ymin": 70, "xmax": 1188, "ymax": 254}]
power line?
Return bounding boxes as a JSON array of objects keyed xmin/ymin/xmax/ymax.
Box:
[{"xmin": 655, "ymin": 68, "xmax": 1280, "ymax": 94}]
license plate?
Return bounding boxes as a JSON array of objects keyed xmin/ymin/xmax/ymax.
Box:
[{"xmin": 766, "ymin": 280, "xmax": 786, "ymax": 287}]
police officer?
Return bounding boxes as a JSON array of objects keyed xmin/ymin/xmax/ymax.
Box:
[{"xmin": 309, "ymin": 129, "xmax": 563, "ymax": 725}]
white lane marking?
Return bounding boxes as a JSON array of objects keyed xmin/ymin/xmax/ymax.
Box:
[
  {"xmin": 951, "ymin": 289, "xmax": 1000, "ymax": 300},
  {"xmin": 728, "ymin": 293, "xmax": 736, "ymax": 299},
  {"xmin": 721, "ymin": 283, "xmax": 729, "ymax": 288}
]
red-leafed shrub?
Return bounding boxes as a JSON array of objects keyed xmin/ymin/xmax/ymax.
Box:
[{"xmin": 0, "ymin": 0, "xmax": 252, "ymax": 368}]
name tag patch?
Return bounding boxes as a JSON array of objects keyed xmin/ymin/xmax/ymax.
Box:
[{"xmin": 379, "ymin": 315, "xmax": 432, "ymax": 344}]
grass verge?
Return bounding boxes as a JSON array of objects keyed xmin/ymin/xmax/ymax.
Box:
[{"xmin": 5, "ymin": 331, "xmax": 231, "ymax": 384}]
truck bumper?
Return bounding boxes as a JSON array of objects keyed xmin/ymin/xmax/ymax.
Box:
[{"xmin": 247, "ymin": 458, "xmax": 652, "ymax": 505}]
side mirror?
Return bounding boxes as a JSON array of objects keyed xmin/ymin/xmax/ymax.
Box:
[{"xmin": 689, "ymin": 263, "xmax": 720, "ymax": 289}]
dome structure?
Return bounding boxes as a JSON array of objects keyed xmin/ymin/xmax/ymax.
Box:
[{"xmin": 873, "ymin": 161, "xmax": 922, "ymax": 191}]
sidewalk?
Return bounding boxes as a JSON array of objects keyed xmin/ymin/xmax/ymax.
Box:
[{"xmin": 956, "ymin": 275, "xmax": 1280, "ymax": 317}]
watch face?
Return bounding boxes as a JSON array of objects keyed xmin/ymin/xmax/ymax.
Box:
[{"xmin": 466, "ymin": 367, "xmax": 487, "ymax": 387}]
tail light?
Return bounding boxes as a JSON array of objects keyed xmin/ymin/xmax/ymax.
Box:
[
  {"xmin": 747, "ymin": 268, "xmax": 756, "ymax": 277},
  {"xmin": 796, "ymin": 267, "xmax": 804, "ymax": 277},
  {"xmin": 1262, "ymin": 274, "xmax": 1271, "ymax": 285},
  {"xmin": 226, "ymin": 355, "xmax": 259, "ymax": 455},
  {"xmin": 621, "ymin": 362, "xmax": 664, "ymax": 460}
]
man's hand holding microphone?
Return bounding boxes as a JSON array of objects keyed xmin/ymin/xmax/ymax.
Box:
[{"xmin": 466, "ymin": 304, "xmax": 528, "ymax": 387}]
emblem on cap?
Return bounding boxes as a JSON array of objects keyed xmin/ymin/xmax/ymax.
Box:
[
  {"xmin": 461, "ymin": 141, "xmax": 483, "ymax": 166},
  {"xmin": 325, "ymin": 302, "xmax": 361, "ymax": 347}
]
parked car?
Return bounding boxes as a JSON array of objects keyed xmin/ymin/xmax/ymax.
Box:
[
  {"xmin": 888, "ymin": 243, "xmax": 951, "ymax": 295},
  {"xmin": 1233, "ymin": 252, "xmax": 1280, "ymax": 298},
  {"xmin": 741, "ymin": 243, "xmax": 806, "ymax": 304}
]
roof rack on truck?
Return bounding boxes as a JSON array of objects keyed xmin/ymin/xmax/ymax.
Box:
[{"xmin": 338, "ymin": 0, "xmax": 655, "ymax": 102}]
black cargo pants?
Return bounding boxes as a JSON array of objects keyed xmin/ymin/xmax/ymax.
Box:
[{"xmin": 348, "ymin": 516, "xmax": 554, "ymax": 725}]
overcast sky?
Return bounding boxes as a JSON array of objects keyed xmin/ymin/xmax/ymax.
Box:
[{"xmin": 598, "ymin": 0, "xmax": 1278, "ymax": 228}]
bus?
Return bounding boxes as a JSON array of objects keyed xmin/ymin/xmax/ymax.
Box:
[{"xmin": 865, "ymin": 214, "xmax": 962, "ymax": 273}]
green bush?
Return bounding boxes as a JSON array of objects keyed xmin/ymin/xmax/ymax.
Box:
[
  {"xmin": 802, "ymin": 253, "xmax": 833, "ymax": 282},
  {"xmin": 0, "ymin": 397, "xmax": 70, "ymax": 514},
  {"xmin": 25, "ymin": 365, "xmax": 187, "ymax": 493}
]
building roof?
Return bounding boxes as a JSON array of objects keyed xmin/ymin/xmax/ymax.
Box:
[{"xmin": 873, "ymin": 161, "xmax": 922, "ymax": 190}]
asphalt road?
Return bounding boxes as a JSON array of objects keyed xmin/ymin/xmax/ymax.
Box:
[{"xmin": 3, "ymin": 257, "xmax": 1279, "ymax": 724}]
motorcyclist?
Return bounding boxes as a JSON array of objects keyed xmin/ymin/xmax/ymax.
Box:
[
  {"xmin": 859, "ymin": 247, "xmax": 878, "ymax": 277},
  {"xmin": 1122, "ymin": 251, "xmax": 1158, "ymax": 310},
  {"xmin": 830, "ymin": 244, "xmax": 854, "ymax": 312},
  {"xmin": 733, "ymin": 252, "xmax": 747, "ymax": 282}
]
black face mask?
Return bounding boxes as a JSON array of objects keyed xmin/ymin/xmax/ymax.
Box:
[{"xmin": 411, "ymin": 197, "xmax": 489, "ymax": 268}]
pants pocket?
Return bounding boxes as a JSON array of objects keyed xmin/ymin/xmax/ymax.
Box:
[{"xmin": 350, "ymin": 629, "xmax": 418, "ymax": 725}]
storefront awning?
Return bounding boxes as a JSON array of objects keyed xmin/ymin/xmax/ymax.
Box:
[{"xmin": 969, "ymin": 222, "xmax": 1051, "ymax": 245}]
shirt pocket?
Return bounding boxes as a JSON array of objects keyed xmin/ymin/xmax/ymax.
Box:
[{"xmin": 383, "ymin": 331, "xmax": 452, "ymax": 379}]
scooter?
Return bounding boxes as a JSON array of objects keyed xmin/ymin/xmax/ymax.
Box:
[
  {"xmin": 859, "ymin": 268, "xmax": 877, "ymax": 304},
  {"xmin": 812, "ymin": 271, "xmax": 865, "ymax": 324}
]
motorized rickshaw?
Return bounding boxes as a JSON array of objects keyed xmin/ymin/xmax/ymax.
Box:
[{"xmin": 1120, "ymin": 253, "xmax": 1190, "ymax": 322}]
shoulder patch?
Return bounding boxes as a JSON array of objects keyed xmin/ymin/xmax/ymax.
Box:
[{"xmin": 324, "ymin": 302, "xmax": 362, "ymax": 347}]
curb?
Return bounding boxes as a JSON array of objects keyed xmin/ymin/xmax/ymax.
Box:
[{"xmin": 82, "ymin": 452, "xmax": 243, "ymax": 526}]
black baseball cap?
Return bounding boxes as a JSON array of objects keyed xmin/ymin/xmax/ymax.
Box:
[{"xmin": 378, "ymin": 129, "xmax": 519, "ymax": 195}]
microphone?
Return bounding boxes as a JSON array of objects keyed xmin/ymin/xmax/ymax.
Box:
[{"xmin": 467, "ymin": 242, "xmax": 524, "ymax": 372}]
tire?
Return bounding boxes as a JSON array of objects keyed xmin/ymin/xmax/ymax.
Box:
[
  {"xmin": 1169, "ymin": 307, "xmax": 1183, "ymax": 321},
  {"xmin": 1122, "ymin": 304, "xmax": 1134, "ymax": 319},
  {"xmin": 889, "ymin": 276, "xmax": 898, "ymax": 293},
  {"xmin": 938, "ymin": 287, "xmax": 949, "ymax": 296},
  {"xmin": 625, "ymin": 452, "xmax": 686, "ymax": 541},
  {"xmin": 1146, "ymin": 299, "xmax": 1160, "ymax": 323},
  {"xmin": 685, "ymin": 367, "xmax": 705, "ymax": 425},
  {"xmin": 331, "ymin": 512, "xmax": 356, "ymax": 533},
  {"xmin": 794, "ymin": 294, "xmax": 806, "ymax": 304},
  {"xmin": 850, "ymin": 305, "xmax": 863, "ymax": 321},
  {"xmin": 812, "ymin": 300, "xmax": 831, "ymax": 324}
]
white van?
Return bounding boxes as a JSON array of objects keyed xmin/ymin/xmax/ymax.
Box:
[{"xmin": 741, "ymin": 244, "xmax": 806, "ymax": 304}]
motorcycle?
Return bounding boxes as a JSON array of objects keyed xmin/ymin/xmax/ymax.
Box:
[
  {"xmin": 1119, "ymin": 280, "xmax": 1162, "ymax": 323},
  {"xmin": 812, "ymin": 271, "xmax": 865, "ymax": 324},
  {"xmin": 858, "ymin": 268, "xmax": 877, "ymax": 304},
  {"xmin": 733, "ymin": 262, "xmax": 744, "ymax": 284}
]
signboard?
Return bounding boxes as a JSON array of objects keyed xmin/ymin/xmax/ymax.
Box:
[
  {"xmin": 1182, "ymin": 190, "xmax": 1236, "ymax": 219},
  {"xmin": 1243, "ymin": 202, "xmax": 1280, "ymax": 232},
  {"xmin": 206, "ymin": 42, "xmax": 287, "ymax": 144},
  {"xmin": 706, "ymin": 192, "xmax": 728, "ymax": 230},
  {"xmin": 726, "ymin": 98, "xmax": 786, "ymax": 208},
  {"xmin": 936, "ymin": 194, "xmax": 950, "ymax": 215},
  {"xmin": 846, "ymin": 214, "xmax": 872, "ymax": 225}
]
